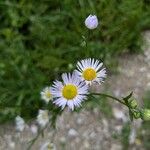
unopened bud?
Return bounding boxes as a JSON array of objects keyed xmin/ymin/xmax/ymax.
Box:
[
  {"xmin": 129, "ymin": 99, "xmax": 138, "ymax": 109},
  {"xmin": 85, "ymin": 15, "xmax": 98, "ymax": 30},
  {"xmin": 133, "ymin": 111, "xmax": 141, "ymax": 119},
  {"xmin": 141, "ymin": 109, "xmax": 150, "ymax": 121}
]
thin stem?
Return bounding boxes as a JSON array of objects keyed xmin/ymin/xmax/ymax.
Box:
[
  {"xmin": 84, "ymin": 29, "xmax": 91, "ymax": 57},
  {"xmin": 27, "ymin": 124, "xmax": 48, "ymax": 150},
  {"xmin": 90, "ymin": 92, "xmax": 126, "ymax": 106}
]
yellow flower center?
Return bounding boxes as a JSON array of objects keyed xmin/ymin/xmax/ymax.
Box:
[
  {"xmin": 45, "ymin": 91, "xmax": 51, "ymax": 98},
  {"xmin": 83, "ymin": 68, "xmax": 97, "ymax": 81},
  {"xmin": 62, "ymin": 84, "xmax": 77, "ymax": 100}
]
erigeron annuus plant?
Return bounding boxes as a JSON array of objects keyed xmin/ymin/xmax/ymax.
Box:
[
  {"xmin": 26, "ymin": 56, "xmax": 150, "ymax": 149},
  {"xmin": 1, "ymin": 14, "xmax": 149, "ymax": 150}
]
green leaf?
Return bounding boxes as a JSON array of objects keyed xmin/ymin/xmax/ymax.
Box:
[{"xmin": 123, "ymin": 92, "xmax": 133, "ymax": 103}]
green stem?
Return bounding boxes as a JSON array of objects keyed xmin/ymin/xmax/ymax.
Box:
[
  {"xmin": 90, "ymin": 93, "xmax": 126, "ymax": 106},
  {"xmin": 27, "ymin": 124, "xmax": 48, "ymax": 150},
  {"xmin": 84, "ymin": 29, "xmax": 91, "ymax": 57}
]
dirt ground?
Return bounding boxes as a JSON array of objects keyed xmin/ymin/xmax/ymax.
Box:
[{"xmin": 0, "ymin": 31, "xmax": 150, "ymax": 150}]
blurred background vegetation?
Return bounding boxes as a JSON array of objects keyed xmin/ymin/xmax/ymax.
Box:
[{"xmin": 0, "ymin": 0, "xmax": 150, "ymax": 122}]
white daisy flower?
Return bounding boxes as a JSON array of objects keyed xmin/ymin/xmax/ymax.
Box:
[
  {"xmin": 85, "ymin": 15, "xmax": 98, "ymax": 29},
  {"xmin": 75, "ymin": 58, "xmax": 106, "ymax": 85},
  {"xmin": 40, "ymin": 141, "xmax": 56, "ymax": 150},
  {"xmin": 41, "ymin": 87, "xmax": 53, "ymax": 103},
  {"xmin": 37, "ymin": 110, "xmax": 49, "ymax": 127},
  {"xmin": 15, "ymin": 116, "xmax": 25, "ymax": 132},
  {"xmin": 51, "ymin": 72, "xmax": 88, "ymax": 110}
]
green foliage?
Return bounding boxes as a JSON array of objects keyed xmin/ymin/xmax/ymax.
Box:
[{"xmin": 0, "ymin": 0, "xmax": 150, "ymax": 122}]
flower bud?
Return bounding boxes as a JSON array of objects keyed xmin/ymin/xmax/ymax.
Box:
[
  {"xmin": 141, "ymin": 109, "xmax": 150, "ymax": 121},
  {"xmin": 129, "ymin": 99, "xmax": 138, "ymax": 109},
  {"xmin": 133, "ymin": 111, "xmax": 141, "ymax": 119},
  {"xmin": 85, "ymin": 15, "xmax": 98, "ymax": 29}
]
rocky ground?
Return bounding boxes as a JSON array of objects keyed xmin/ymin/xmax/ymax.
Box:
[{"xmin": 0, "ymin": 31, "xmax": 150, "ymax": 150}]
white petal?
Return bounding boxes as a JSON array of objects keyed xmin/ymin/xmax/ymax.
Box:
[{"xmin": 67, "ymin": 101, "xmax": 74, "ymax": 110}]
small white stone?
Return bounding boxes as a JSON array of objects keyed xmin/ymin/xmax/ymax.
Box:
[
  {"xmin": 9, "ymin": 141, "xmax": 15, "ymax": 149},
  {"xmin": 129, "ymin": 128, "xmax": 136, "ymax": 144},
  {"xmin": 60, "ymin": 137, "xmax": 66, "ymax": 144},
  {"xmin": 139, "ymin": 67, "xmax": 146, "ymax": 72},
  {"xmin": 84, "ymin": 141, "xmax": 90, "ymax": 148},
  {"xmin": 113, "ymin": 108, "xmax": 128, "ymax": 123},
  {"xmin": 68, "ymin": 128, "xmax": 78, "ymax": 137},
  {"xmin": 76, "ymin": 117, "xmax": 84, "ymax": 125},
  {"xmin": 113, "ymin": 89, "xmax": 121, "ymax": 97},
  {"xmin": 30, "ymin": 124, "xmax": 38, "ymax": 134}
]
